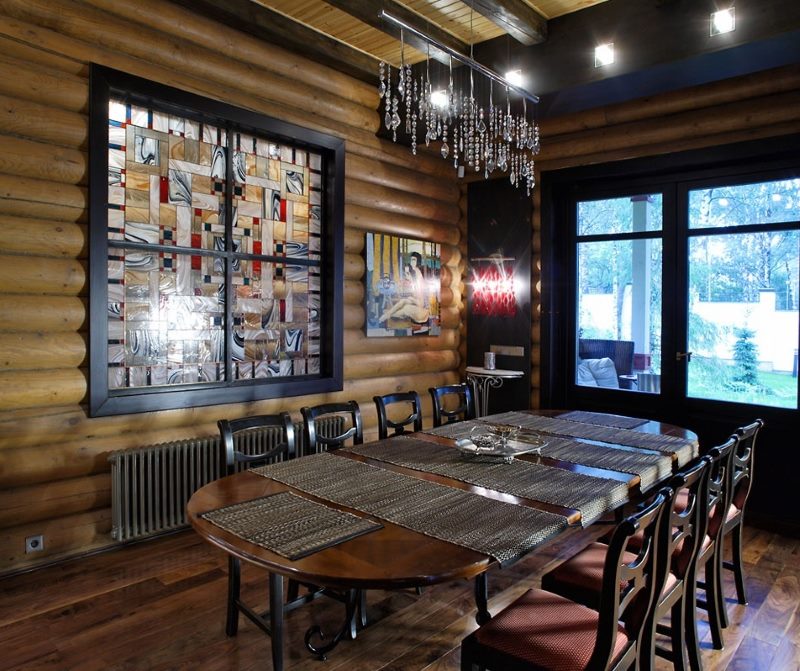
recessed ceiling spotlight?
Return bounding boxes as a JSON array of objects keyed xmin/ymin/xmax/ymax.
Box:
[
  {"xmin": 594, "ymin": 43, "xmax": 615, "ymax": 67},
  {"xmin": 504, "ymin": 69, "xmax": 524, "ymax": 87},
  {"xmin": 710, "ymin": 8, "xmax": 735, "ymax": 36}
]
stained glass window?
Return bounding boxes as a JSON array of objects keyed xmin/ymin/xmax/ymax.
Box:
[{"xmin": 90, "ymin": 67, "xmax": 343, "ymax": 416}]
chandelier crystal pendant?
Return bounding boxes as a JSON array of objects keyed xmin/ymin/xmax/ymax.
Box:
[{"xmin": 379, "ymin": 11, "xmax": 541, "ymax": 194}]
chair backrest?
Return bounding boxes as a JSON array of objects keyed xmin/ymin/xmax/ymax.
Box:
[
  {"xmin": 731, "ymin": 419, "xmax": 763, "ymax": 513},
  {"xmin": 373, "ymin": 391, "xmax": 423, "ymax": 440},
  {"xmin": 217, "ymin": 412, "xmax": 295, "ymax": 476},
  {"xmin": 668, "ymin": 456, "xmax": 712, "ymax": 579},
  {"xmin": 590, "ymin": 487, "xmax": 673, "ymax": 670},
  {"xmin": 428, "ymin": 384, "xmax": 475, "ymax": 427},
  {"xmin": 578, "ymin": 338, "xmax": 635, "ymax": 377},
  {"xmin": 705, "ymin": 435, "xmax": 739, "ymax": 540},
  {"xmin": 301, "ymin": 401, "xmax": 363, "ymax": 453}
]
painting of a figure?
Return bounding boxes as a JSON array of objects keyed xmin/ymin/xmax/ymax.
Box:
[{"xmin": 365, "ymin": 232, "xmax": 441, "ymax": 337}]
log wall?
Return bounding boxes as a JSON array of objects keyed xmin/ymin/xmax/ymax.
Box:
[
  {"xmin": 0, "ymin": 0, "xmax": 464, "ymax": 573},
  {"xmin": 527, "ymin": 63, "xmax": 800, "ymax": 408}
]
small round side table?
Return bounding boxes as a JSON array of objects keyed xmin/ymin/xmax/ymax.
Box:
[{"xmin": 465, "ymin": 366, "xmax": 525, "ymax": 417}]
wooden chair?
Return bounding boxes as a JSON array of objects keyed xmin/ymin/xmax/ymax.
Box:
[
  {"xmin": 216, "ymin": 413, "xmax": 296, "ymax": 638},
  {"xmin": 373, "ymin": 391, "xmax": 423, "ymax": 439},
  {"xmin": 541, "ymin": 457, "xmax": 712, "ymax": 671},
  {"xmin": 460, "ymin": 488, "xmax": 673, "ymax": 671},
  {"xmin": 429, "ymin": 383, "xmax": 475, "ymax": 427},
  {"xmin": 301, "ymin": 401, "xmax": 363, "ymax": 453},
  {"xmin": 688, "ymin": 436, "xmax": 739, "ymax": 666},
  {"xmin": 721, "ymin": 419, "xmax": 763, "ymax": 611},
  {"xmin": 299, "ymin": 400, "xmax": 367, "ymax": 633}
]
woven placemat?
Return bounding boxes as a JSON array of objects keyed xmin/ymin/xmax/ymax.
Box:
[
  {"xmin": 348, "ymin": 436, "xmax": 631, "ymax": 526},
  {"xmin": 202, "ymin": 491, "xmax": 382, "ymax": 560},
  {"xmin": 487, "ymin": 411, "xmax": 698, "ymax": 466},
  {"xmin": 538, "ymin": 436, "xmax": 673, "ymax": 491},
  {"xmin": 558, "ymin": 410, "xmax": 648, "ymax": 430},
  {"xmin": 254, "ymin": 453, "xmax": 569, "ymax": 566}
]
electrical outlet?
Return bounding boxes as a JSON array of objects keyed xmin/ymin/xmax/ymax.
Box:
[{"xmin": 25, "ymin": 535, "xmax": 44, "ymax": 553}]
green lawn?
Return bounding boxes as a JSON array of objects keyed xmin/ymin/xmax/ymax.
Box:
[{"xmin": 688, "ymin": 368, "xmax": 798, "ymax": 409}]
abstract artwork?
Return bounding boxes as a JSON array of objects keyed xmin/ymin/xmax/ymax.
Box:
[
  {"xmin": 90, "ymin": 67, "xmax": 343, "ymax": 415},
  {"xmin": 365, "ymin": 233, "xmax": 441, "ymax": 337}
]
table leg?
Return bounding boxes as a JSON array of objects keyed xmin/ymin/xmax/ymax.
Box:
[
  {"xmin": 474, "ymin": 573, "xmax": 491, "ymax": 625},
  {"xmin": 269, "ymin": 572, "xmax": 284, "ymax": 671},
  {"xmin": 304, "ymin": 588, "xmax": 360, "ymax": 660}
]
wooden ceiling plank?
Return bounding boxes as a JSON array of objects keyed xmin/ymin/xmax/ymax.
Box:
[
  {"xmin": 170, "ymin": 0, "xmax": 378, "ymax": 83},
  {"xmin": 324, "ymin": 0, "xmax": 470, "ymax": 64},
  {"xmin": 470, "ymin": 0, "xmax": 548, "ymax": 45}
]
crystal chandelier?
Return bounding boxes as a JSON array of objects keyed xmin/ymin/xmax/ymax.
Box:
[{"xmin": 378, "ymin": 11, "xmax": 541, "ymax": 194}]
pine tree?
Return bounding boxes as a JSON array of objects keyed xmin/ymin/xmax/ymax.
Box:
[{"xmin": 731, "ymin": 327, "xmax": 759, "ymax": 386}]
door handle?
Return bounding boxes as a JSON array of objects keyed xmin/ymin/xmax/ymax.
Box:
[{"xmin": 675, "ymin": 351, "xmax": 693, "ymax": 362}]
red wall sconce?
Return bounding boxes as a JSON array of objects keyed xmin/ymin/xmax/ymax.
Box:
[{"xmin": 470, "ymin": 256, "xmax": 517, "ymax": 317}]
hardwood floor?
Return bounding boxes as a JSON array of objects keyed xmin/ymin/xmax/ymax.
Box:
[{"xmin": 0, "ymin": 524, "xmax": 797, "ymax": 670}]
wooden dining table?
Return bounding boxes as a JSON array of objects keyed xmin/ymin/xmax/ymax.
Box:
[{"xmin": 186, "ymin": 409, "xmax": 698, "ymax": 671}]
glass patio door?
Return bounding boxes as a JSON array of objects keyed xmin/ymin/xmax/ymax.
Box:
[
  {"xmin": 574, "ymin": 192, "xmax": 664, "ymax": 395},
  {"xmin": 685, "ymin": 178, "xmax": 799, "ymax": 410}
]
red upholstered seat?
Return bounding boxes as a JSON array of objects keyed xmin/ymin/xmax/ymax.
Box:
[
  {"xmin": 472, "ymin": 588, "xmax": 630, "ymax": 671},
  {"xmin": 542, "ymin": 543, "xmax": 637, "ymax": 608}
]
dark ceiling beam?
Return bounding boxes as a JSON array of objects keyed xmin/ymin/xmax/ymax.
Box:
[
  {"xmin": 470, "ymin": 0, "xmax": 548, "ymax": 46},
  {"xmin": 324, "ymin": 0, "xmax": 469, "ymax": 64},
  {"xmin": 170, "ymin": 0, "xmax": 378, "ymax": 84}
]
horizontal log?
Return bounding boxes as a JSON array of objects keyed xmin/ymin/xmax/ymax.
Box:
[
  {"xmin": 344, "ymin": 350, "xmax": 459, "ymax": 379},
  {"xmin": 539, "ymin": 91, "xmax": 800, "ymax": 163},
  {"xmin": 0, "ymin": 295, "xmax": 86, "ymax": 332},
  {"xmin": 0, "ymin": 254, "xmax": 86, "ymax": 295},
  {"xmin": 0, "ymin": 368, "xmax": 86, "ymax": 411},
  {"xmin": 540, "ymin": 118, "xmax": 800, "ymax": 173},
  {"xmin": 0, "ymin": 370, "xmax": 461, "ymax": 484},
  {"xmin": 0, "ymin": 508, "xmax": 111, "ymax": 572},
  {"xmin": 1, "ymin": 0, "xmax": 378, "ymax": 133},
  {"xmin": 0, "ymin": 133, "xmax": 86, "ymax": 185},
  {"xmin": 0, "ymin": 473, "xmax": 110, "ymax": 527},
  {"xmin": 0, "ymin": 172, "xmax": 87, "ymax": 217},
  {"xmin": 0, "ymin": 51, "xmax": 88, "ymax": 112},
  {"xmin": 343, "ymin": 304, "xmax": 363, "ymax": 329},
  {"xmin": 440, "ymin": 245, "xmax": 462, "ymax": 266},
  {"xmin": 343, "ymin": 253, "xmax": 364, "ymax": 281},
  {"xmin": 81, "ymin": 0, "xmax": 377, "ymax": 109},
  {"xmin": 440, "ymin": 306, "xmax": 460, "ymax": 329},
  {"xmin": 347, "ymin": 154, "xmax": 460, "ymax": 205},
  {"xmin": 0, "ymin": 92, "xmax": 87, "ymax": 148},
  {"xmin": 346, "ymin": 178, "xmax": 461, "ymax": 226},
  {"xmin": 344, "ymin": 228, "xmax": 364, "ymax": 255},
  {"xmin": 343, "ymin": 327, "xmax": 458, "ymax": 354},
  {"xmin": 0, "ymin": 34, "xmax": 87, "ymax": 77},
  {"xmin": 346, "ymin": 137, "xmax": 461, "ymax": 181},
  {"xmin": 542, "ymin": 63, "xmax": 800, "ymax": 138},
  {"xmin": 0, "ymin": 214, "xmax": 86, "ymax": 258},
  {"xmin": 0, "ymin": 370, "xmax": 460, "ymax": 453},
  {"xmin": 0, "ymin": 332, "xmax": 85, "ymax": 370},
  {"xmin": 346, "ymin": 204, "xmax": 461, "ymax": 246},
  {"xmin": 343, "ymin": 280, "xmax": 364, "ymax": 305}
]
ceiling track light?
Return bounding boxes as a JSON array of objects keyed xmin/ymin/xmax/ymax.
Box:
[{"xmin": 378, "ymin": 10, "xmax": 541, "ymax": 193}]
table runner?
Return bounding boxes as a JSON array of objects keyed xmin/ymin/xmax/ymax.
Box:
[
  {"xmin": 426, "ymin": 412, "xmax": 697, "ymax": 467},
  {"xmin": 347, "ymin": 436, "xmax": 630, "ymax": 526},
  {"xmin": 557, "ymin": 410, "xmax": 648, "ymax": 430},
  {"xmin": 202, "ymin": 491, "xmax": 382, "ymax": 560},
  {"xmin": 253, "ymin": 453, "xmax": 569, "ymax": 566},
  {"xmin": 422, "ymin": 420, "xmax": 672, "ymax": 490}
]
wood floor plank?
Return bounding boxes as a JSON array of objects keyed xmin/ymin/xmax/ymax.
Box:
[{"xmin": 0, "ymin": 525, "xmax": 797, "ymax": 671}]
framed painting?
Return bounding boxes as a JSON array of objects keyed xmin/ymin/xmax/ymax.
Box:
[
  {"xmin": 365, "ymin": 232, "xmax": 441, "ymax": 337},
  {"xmin": 89, "ymin": 66, "xmax": 344, "ymax": 416}
]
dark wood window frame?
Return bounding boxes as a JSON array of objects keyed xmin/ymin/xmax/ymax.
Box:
[{"xmin": 89, "ymin": 65, "xmax": 344, "ymax": 416}]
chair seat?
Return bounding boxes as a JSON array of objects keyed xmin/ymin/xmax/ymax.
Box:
[
  {"xmin": 472, "ymin": 588, "xmax": 630, "ymax": 671},
  {"xmin": 544, "ymin": 543, "xmax": 679, "ymax": 609},
  {"xmin": 543, "ymin": 543, "xmax": 637, "ymax": 608},
  {"xmin": 726, "ymin": 502, "xmax": 741, "ymax": 524}
]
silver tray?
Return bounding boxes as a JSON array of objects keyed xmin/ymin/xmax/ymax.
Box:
[{"xmin": 454, "ymin": 436, "xmax": 547, "ymax": 463}]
